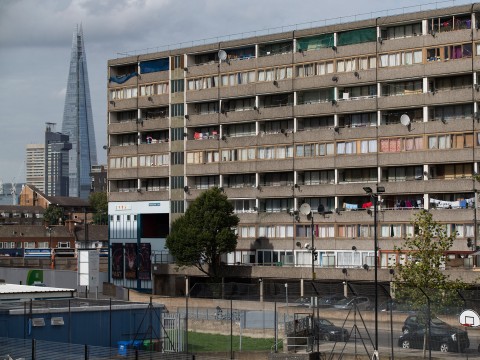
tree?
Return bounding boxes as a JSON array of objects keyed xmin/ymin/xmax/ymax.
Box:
[
  {"xmin": 166, "ymin": 187, "xmax": 239, "ymax": 279},
  {"xmin": 393, "ymin": 210, "xmax": 468, "ymax": 353},
  {"xmin": 393, "ymin": 210, "xmax": 467, "ymax": 310},
  {"xmin": 89, "ymin": 191, "xmax": 108, "ymax": 224},
  {"xmin": 44, "ymin": 205, "xmax": 64, "ymax": 225}
]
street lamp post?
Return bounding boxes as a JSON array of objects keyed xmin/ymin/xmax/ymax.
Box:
[
  {"xmin": 363, "ymin": 185, "xmax": 385, "ymax": 357},
  {"xmin": 298, "ymin": 202, "xmax": 332, "ymax": 351}
]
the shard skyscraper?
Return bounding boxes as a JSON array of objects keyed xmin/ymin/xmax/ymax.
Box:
[{"xmin": 61, "ymin": 25, "xmax": 97, "ymax": 199}]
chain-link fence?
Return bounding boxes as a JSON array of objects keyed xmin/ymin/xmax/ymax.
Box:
[
  {"xmin": 177, "ymin": 281, "xmax": 480, "ymax": 359},
  {"xmin": 0, "ymin": 337, "xmax": 194, "ymax": 360}
]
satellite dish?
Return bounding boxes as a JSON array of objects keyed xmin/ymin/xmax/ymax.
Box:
[
  {"xmin": 400, "ymin": 114, "xmax": 411, "ymax": 127},
  {"xmin": 218, "ymin": 50, "xmax": 227, "ymax": 62},
  {"xmin": 299, "ymin": 203, "xmax": 311, "ymax": 216}
]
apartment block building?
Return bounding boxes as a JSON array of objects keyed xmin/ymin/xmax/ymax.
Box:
[
  {"xmin": 108, "ymin": 4, "xmax": 480, "ymax": 291},
  {"xmin": 26, "ymin": 144, "xmax": 45, "ymax": 193}
]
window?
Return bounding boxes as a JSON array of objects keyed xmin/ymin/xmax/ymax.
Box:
[
  {"xmin": 258, "ymin": 225, "xmax": 293, "ymax": 238},
  {"xmin": 238, "ymin": 225, "xmax": 256, "ymax": 238},
  {"xmin": 339, "ymin": 168, "xmax": 377, "ymax": 183},
  {"xmin": 138, "ymin": 154, "xmax": 169, "ymax": 167},
  {"xmin": 260, "ymin": 172, "xmax": 294, "ymax": 187},
  {"xmin": 114, "ymin": 179, "xmax": 137, "ymax": 192},
  {"xmin": 194, "ymin": 101, "xmax": 219, "ymax": 115},
  {"xmin": 316, "ymin": 225, "xmax": 334, "ymax": 238},
  {"xmin": 429, "ymin": 104, "xmax": 473, "ymax": 122},
  {"xmin": 109, "ymin": 86, "xmax": 138, "ymax": 100},
  {"xmin": 187, "ymin": 76, "xmax": 218, "ymax": 90},
  {"xmin": 193, "ymin": 176, "xmax": 219, "ymax": 189},
  {"xmin": 258, "ymin": 66, "xmax": 292, "ymax": 81},
  {"xmin": 300, "ymin": 170, "xmax": 335, "ymax": 185},
  {"xmin": 336, "ymin": 57, "xmax": 357, "ymax": 73},
  {"xmin": 429, "ymin": 163, "xmax": 473, "ymax": 179},
  {"xmin": 171, "ymin": 200, "xmax": 184, "ymax": 214},
  {"xmin": 109, "ymin": 156, "xmax": 138, "ymax": 169},
  {"xmin": 171, "ymin": 128, "xmax": 185, "ymax": 141},
  {"xmin": 428, "ymin": 133, "xmax": 474, "ymax": 149},
  {"xmin": 224, "ymin": 123, "xmax": 256, "ymax": 137},
  {"xmin": 338, "ymin": 225, "xmax": 358, "ymax": 238},
  {"xmin": 259, "ymin": 94, "xmax": 293, "ymax": 108},
  {"xmin": 382, "ymin": 80, "xmax": 423, "ymax": 96},
  {"xmin": 139, "ymin": 82, "xmax": 169, "ymax": 96},
  {"xmin": 339, "ymin": 113, "xmax": 377, "ymax": 128},
  {"xmin": 381, "ymin": 224, "xmax": 403, "ymax": 238},
  {"xmin": 297, "ymin": 116, "xmax": 334, "ymax": 131},
  {"xmin": 259, "ymin": 119, "xmax": 293, "ymax": 135},
  {"xmin": 340, "ymin": 85, "xmax": 377, "ymax": 100},
  {"xmin": 172, "ymin": 55, "xmax": 184, "ymax": 69},
  {"xmin": 231, "ymin": 199, "xmax": 256, "ymax": 213},
  {"xmin": 379, "ymin": 49, "xmax": 422, "ymax": 67},
  {"xmin": 297, "ymin": 88, "xmax": 334, "ymax": 105},
  {"xmin": 220, "ymin": 71, "xmax": 255, "ymax": 86},
  {"xmin": 426, "ymin": 43, "xmax": 472, "ymax": 62},
  {"xmin": 171, "ymin": 176, "xmax": 184, "ymax": 189},
  {"xmin": 171, "ymin": 103, "xmax": 184, "ymax": 117},
  {"xmin": 222, "ymin": 98, "xmax": 255, "ymax": 112},
  {"xmin": 171, "ymin": 79, "xmax": 184, "ymax": 93},
  {"xmin": 224, "ymin": 174, "xmax": 256, "ymax": 188},
  {"xmin": 381, "ymin": 23, "xmax": 422, "ymax": 40},
  {"xmin": 259, "ymin": 41, "xmax": 293, "ymax": 56},
  {"xmin": 142, "ymin": 178, "xmax": 169, "ymax": 191},
  {"xmin": 379, "ymin": 136, "xmax": 424, "ymax": 152},
  {"xmin": 261, "ymin": 198, "xmax": 294, "ymax": 213},
  {"xmin": 296, "ymin": 142, "xmax": 335, "ymax": 157},
  {"xmin": 258, "ymin": 145, "xmax": 293, "ymax": 160},
  {"xmin": 382, "ymin": 166, "xmax": 423, "ymax": 182}
]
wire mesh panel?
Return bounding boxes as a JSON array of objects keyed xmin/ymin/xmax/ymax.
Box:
[
  {"xmin": 0, "ymin": 337, "xmax": 31, "ymax": 360},
  {"xmin": 163, "ymin": 313, "xmax": 184, "ymax": 352}
]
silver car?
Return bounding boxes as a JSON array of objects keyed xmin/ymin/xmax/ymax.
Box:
[{"xmin": 333, "ymin": 296, "xmax": 371, "ymax": 310}]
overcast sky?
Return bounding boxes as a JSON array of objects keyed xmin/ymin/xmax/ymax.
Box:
[{"xmin": 0, "ymin": 0, "xmax": 471, "ymax": 184}]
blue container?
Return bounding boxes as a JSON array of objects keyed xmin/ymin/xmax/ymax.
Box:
[
  {"xmin": 132, "ymin": 340, "xmax": 143, "ymax": 349},
  {"xmin": 118, "ymin": 341, "xmax": 131, "ymax": 356}
]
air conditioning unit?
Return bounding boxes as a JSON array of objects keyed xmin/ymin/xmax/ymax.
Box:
[
  {"xmin": 343, "ymin": 93, "xmax": 350, "ymax": 100},
  {"xmin": 32, "ymin": 318, "xmax": 45, "ymax": 327},
  {"xmin": 51, "ymin": 317, "xmax": 64, "ymax": 326}
]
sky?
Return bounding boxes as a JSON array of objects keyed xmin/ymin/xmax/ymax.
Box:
[{"xmin": 0, "ymin": 0, "xmax": 472, "ymax": 184}]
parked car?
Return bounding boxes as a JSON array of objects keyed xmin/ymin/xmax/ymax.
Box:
[
  {"xmin": 292, "ymin": 297, "xmax": 311, "ymax": 307},
  {"xmin": 333, "ymin": 296, "xmax": 371, "ymax": 311},
  {"xmin": 314, "ymin": 318, "xmax": 349, "ymax": 342},
  {"xmin": 318, "ymin": 294, "xmax": 347, "ymax": 308},
  {"xmin": 398, "ymin": 315, "xmax": 469, "ymax": 353}
]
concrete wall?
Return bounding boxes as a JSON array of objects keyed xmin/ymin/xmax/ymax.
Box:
[{"xmin": 0, "ymin": 267, "xmax": 108, "ymax": 293}]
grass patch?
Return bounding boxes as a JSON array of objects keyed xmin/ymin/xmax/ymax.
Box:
[{"xmin": 187, "ymin": 332, "xmax": 282, "ymax": 352}]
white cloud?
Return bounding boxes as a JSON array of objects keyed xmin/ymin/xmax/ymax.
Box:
[{"xmin": 0, "ymin": 0, "xmax": 473, "ymax": 183}]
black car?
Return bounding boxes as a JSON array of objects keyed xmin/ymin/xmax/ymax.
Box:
[
  {"xmin": 314, "ymin": 318, "xmax": 349, "ymax": 342},
  {"xmin": 399, "ymin": 315, "xmax": 469, "ymax": 352}
]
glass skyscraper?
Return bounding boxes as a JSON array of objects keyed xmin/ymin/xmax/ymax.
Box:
[{"xmin": 62, "ymin": 25, "xmax": 97, "ymax": 199}]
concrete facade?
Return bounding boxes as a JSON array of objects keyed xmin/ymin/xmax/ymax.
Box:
[{"xmin": 107, "ymin": 4, "xmax": 480, "ymax": 291}]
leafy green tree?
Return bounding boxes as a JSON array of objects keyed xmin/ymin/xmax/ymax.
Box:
[
  {"xmin": 393, "ymin": 210, "xmax": 467, "ymax": 312},
  {"xmin": 393, "ymin": 210, "xmax": 468, "ymax": 353},
  {"xmin": 89, "ymin": 191, "xmax": 108, "ymax": 224},
  {"xmin": 166, "ymin": 187, "xmax": 239, "ymax": 279},
  {"xmin": 44, "ymin": 205, "xmax": 64, "ymax": 225}
]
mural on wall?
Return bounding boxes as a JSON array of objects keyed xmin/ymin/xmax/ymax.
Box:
[
  {"xmin": 111, "ymin": 243, "xmax": 124, "ymax": 279},
  {"xmin": 138, "ymin": 243, "xmax": 151, "ymax": 280},
  {"xmin": 125, "ymin": 243, "xmax": 137, "ymax": 279}
]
